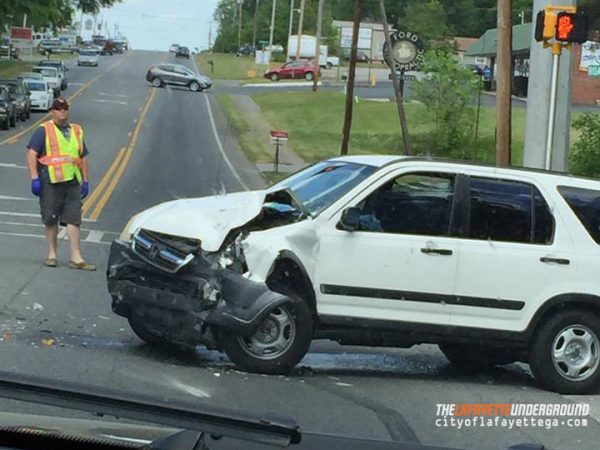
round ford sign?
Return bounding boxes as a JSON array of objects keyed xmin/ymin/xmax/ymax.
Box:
[{"xmin": 383, "ymin": 31, "xmax": 425, "ymax": 71}]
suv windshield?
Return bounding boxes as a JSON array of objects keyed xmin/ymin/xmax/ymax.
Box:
[
  {"xmin": 271, "ymin": 161, "xmax": 377, "ymax": 215},
  {"xmin": 26, "ymin": 81, "xmax": 46, "ymax": 91}
]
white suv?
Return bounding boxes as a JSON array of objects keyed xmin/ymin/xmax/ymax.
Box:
[{"xmin": 107, "ymin": 156, "xmax": 600, "ymax": 394}]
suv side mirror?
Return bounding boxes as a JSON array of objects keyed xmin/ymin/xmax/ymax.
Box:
[{"xmin": 338, "ymin": 207, "xmax": 361, "ymax": 232}]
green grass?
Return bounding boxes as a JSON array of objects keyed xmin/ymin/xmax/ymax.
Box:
[
  {"xmin": 217, "ymin": 94, "xmax": 274, "ymax": 163},
  {"xmin": 261, "ymin": 171, "xmax": 289, "ymax": 186},
  {"xmin": 250, "ymin": 91, "xmax": 585, "ymax": 165},
  {"xmin": 0, "ymin": 61, "xmax": 33, "ymax": 78},
  {"xmin": 196, "ymin": 53, "xmax": 279, "ymax": 80}
]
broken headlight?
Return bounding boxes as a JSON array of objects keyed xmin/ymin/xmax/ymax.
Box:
[{"xmin": 218, "ymin": 234, "xmax": 246, "ymax": 270}]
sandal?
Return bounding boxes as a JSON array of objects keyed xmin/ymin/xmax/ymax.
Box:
[
  {"xmin": 68, "ymin": 260, "xmax": 97, "ymax": 271},
  {"xmin": 44, "ymin": 258, "xmax": 57, "ymax": 268}
]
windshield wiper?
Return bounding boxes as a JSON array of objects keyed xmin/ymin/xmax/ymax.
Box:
[{"xmin": 0, "ymin": 370, "xmax": 301, "ymax": 448}]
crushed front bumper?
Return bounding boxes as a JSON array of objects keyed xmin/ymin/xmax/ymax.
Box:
[{"xmin": 107, "ymin": 240, "xmax": 292, "ymax": 347}]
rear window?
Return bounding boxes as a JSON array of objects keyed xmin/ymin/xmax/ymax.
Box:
[{"xmin": 558, "ymin": 186, "xmax": 600, "ymax": 244}]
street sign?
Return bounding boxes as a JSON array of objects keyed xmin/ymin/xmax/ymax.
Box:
[
  {"xmin": 340, "ymin": 27, "xmax": 372, "ymax": 50},
  {"xmin": 589, "ymin": 65, "xmax": 600, "ymax": 77},
  {"xmin": 383, "ymin": 31, "xmax": 425, "ymax": 71},
  {"xmin": 10, "ymin": 27, "xmax": 32, "ymax": 40},
  {"xmin": 270, "ymin": 130, "xmax": 288, "ymax": 140}
]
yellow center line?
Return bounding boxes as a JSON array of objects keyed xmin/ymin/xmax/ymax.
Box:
[
  {"xmin": 88, "ymin": 87, "xmax": 157, "ymax": 220},
  {"xmin": 81, "ymin": 146, "xmax": 127, "ymax": 215}
]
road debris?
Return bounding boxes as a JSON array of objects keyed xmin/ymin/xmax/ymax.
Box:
[
  {"xmin": 32, "ymin": 303, "xmax": 44, "ymax": 311},
  {"xmin": 41, "ymin": 338, "xmax": 55, "ymax": 346}
]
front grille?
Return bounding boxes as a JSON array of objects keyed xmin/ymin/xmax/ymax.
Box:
[{"xmin": 131, "ymin": 229, "xmax": 195, "ymax": 273}]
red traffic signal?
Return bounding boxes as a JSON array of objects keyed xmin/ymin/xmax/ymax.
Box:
[{"xmin": 555, "ymin": 11, "xmax": 589, "ymax": 43}]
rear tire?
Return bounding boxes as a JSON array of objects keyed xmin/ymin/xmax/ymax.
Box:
[
  {"xmin": 305, "ymin": 72, "xmax": 314, "ymax": 81},
  {"xmin": 0, "ymin": 117, "xmax": 9, "ymax": 130},
  {"xmin": 270, "ymin": 73, "xmax": 279, "ymax": 82},
  {"xmin": 9, "ymin": 112, "xmax": 16, "ymax": 127},
  {"xmin": 221, "ymin": 299, "xmax": 313, "ymax": 375},
  {"xmin": 326, "ymin": 62, "xmax": 333, "ymax": 69},
  {"xmin": 530, "ymin": 309, "xmax": 600, "ymax": 394}
]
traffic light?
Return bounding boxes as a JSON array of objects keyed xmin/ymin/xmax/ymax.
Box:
[
  {"xmin": 555, "ymin": 11, "xmax": 589, "ymax": 43},
  {"xmin": 535, "ymin": 10, "xmax": 557, "ymax": 42}
]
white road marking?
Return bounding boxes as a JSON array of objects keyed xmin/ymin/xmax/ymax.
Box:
[
  {"xmin": 93, "ymin": 98, "xmax": 128, "ymax": 106},
  {"xmin": 98, "ymin": 92, "xmax": 130, "ymax": 98},
  {"xmin": 0, "ymin": 195, "xmax": 34, "ymax": 201},
  {"xmin": 0, "ymin": 220, "xmax": 117, "ymax": 235},
  {"xmin": 244, "ymin": 81, "xmax": 322, "ymax": 88},
  {"xmin": 191, "ymin": 56, "xmax": 248, "ymax": 191},
  {"xmin": 0, "ymin": 231, "xmax": 110, "ymax": 245},
  {"xmin": 169, "ymin": 378, "xmax": 211, "ymax": 399},
  {"xmin": 0, "ymin": 211, "xmax": 96, "ymax": 222},
  {"xmin": 0, "ymin": 163, "xmax": 27, "ymax": 169},
  {"xmin": 99, "ymin": 435, "xmax": 152, "ymax": 445},
  {"xmin": 85, "ymin": 230, "xmax": 104, "ymax": 243},
  {"xmin": 69, "ymin": 83, "xmax": 85, "ymax": 86}
]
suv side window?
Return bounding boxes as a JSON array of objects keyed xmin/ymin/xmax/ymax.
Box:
[
  {"xmin": 558, "ymin": 186, "xmax": 600, "ymax": 244},
  {"xmin": 468, "ymin": 177, "xmax": 554, "ymax": 244},
  {"xmin": 359, "ymin": 172, "xmax": 455, "ymax": 236}
]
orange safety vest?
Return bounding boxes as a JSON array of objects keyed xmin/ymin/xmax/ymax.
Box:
[{"xmin": 37, "ymin": 121, "xmax": 84, "ymax": 184}]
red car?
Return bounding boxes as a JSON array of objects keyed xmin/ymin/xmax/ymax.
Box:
[{"xmin": 264, "ymin": 60, "xmax": 321, "ymax": 81}]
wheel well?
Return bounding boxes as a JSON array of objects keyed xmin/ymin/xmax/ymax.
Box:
[
  {"xmin": 266, "ymin": 257, "xmax": 317, "ymax": 321},
  {"xmin": 527, "ymin": 295, "xmax": 600, "ymax": 339}
]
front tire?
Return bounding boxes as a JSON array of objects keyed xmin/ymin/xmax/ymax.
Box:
[
  {"xmin": 151, "ymin": 78, "xmax": 162, "ymax": 88},
  {"xmin": 270, "ymin": 73, "xmax": 279, "ymax": 82},
  {"xmin": 128, "ymin": 316, "xmax": 162, "ymax": 344},
  {"xmin": 9, "ymin": 112, "xmax": 16, "ymax": 127},
  {"xmin": 305, "ymin": 72, "xmax": 314, "ymax": 81},
  {"xmin": 189, "ymin": 81, "xmax": 200, "ymax": 92},
  {"xmin": 221, "ymin": 300, "xmax": 313, "ymax": 375},
  {"xmin": 530, "ymin": 310, "xmax": 600, "ymax": 394},
  {"xmin": 0, "ymin": 117, "xmax": 9, "ymax": 130}
]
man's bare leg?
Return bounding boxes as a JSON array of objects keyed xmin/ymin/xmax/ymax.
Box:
[
  {"xmin": 66, "ymin": 224, "xmax": 84, "ymax": 263},
  {"xmin": 45, "ymin": 225, "xmax": 58, "ymax": 260}
]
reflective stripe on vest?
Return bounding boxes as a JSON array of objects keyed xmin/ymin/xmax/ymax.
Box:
[{"xmin": 38, "ymin": 121, "xmax": 84, "ymax": 183}]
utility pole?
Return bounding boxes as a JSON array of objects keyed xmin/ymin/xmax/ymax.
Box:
[
  {"xmin": 295, "ymin": 0, "xmax": 305, "ymax": 60},
  {"xmin": 340, "ymin": 0, "xmax": 363, "ymax": 155},
  {"xmin": 288, "ymin": 0, "xmax": 295, "ymax": 55},
  {"xmin": 380, "ymin": 0, "xmax": 412, "ymax": 155},
  {"xmin": 208, "ymin": 22, "xmax": 213, "ymax": 50},
  {"xmin": 268, "ymin": 0, "xmax": 277, "ymax": 63},
  {"xmin": 238, "ymin": 0, "xmax": 243, "ymax": 51},
  {"xmin": 496, "ymin": 0, "xmax": 512, "ymax": 165},
  {"xmin": 313, "ymin": 0, "xmax": 324, "ymax": 92},
  {"xmin": 252, "ymin": 0, "xmax": 260, "ymax": 49},
  {"xmin": 523, "ymin": 0, "xmax": 575, "ymax": 171}
]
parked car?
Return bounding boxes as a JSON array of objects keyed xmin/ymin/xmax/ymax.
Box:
[
  {"xmin": 0, "ymin": 42, "xmax": 19, "ymax": 60},
  {"xmin": 109, "ymin": 155, "xmax": 600, "ymax": 394},
  {"xmin": 0, "ymin": 78, "xmax": 31, "ymax": 121},
  {"xmin": 32, "ymin": 67, "xmax": 60, "ymax": 97},
  {"xmin": 24, "ymin": 80, "xmax": 53, "ymax": 112},
  {"xmin": 145, "ymin": 64, "xmax": 212, "ymax": 92},
  {"xmin": 264, "ymin": 60, "xmax": 321, "ymax": 81},
  {"xmin": 114, "ymin": 39, "xmax": 129, "ymax": 50},
  {"xmin": 0, "ymin": 86, "xmax": 17, "ymax": 129},
  {"xmin": 37, "ymin": 60, "xmax": 68, "ymax": 90},
  {"xmin": 77, "ymin": 50, "xmax": 99, "ymax": 67},
  {"xmin": 17, "ymin": 72, "xmax": 44, "ymax": 82},
  {"xmin": 175, "ymin": 46, "xmax": 190, "ymax": 59},
  {"xmin": 169, "ymin": 44, "xmax": 180, "ymax": 53},
  {"xmin": 113, "ymin": 42, "xmax": 125, "ymax": 54}
]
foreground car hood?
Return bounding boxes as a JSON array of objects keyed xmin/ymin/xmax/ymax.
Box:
[{"xmin": 127, "ymin": 191, "xmax": 266, "ymax": 252}]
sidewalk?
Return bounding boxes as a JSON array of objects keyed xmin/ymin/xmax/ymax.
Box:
[{"xmin": 228, "ymin": 95, "xmax": 307, "ymax": 174}]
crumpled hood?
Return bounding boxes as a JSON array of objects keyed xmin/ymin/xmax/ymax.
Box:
[{"xmin": 126, "ymin": 190, "xmax": 267, "ymax": 252}]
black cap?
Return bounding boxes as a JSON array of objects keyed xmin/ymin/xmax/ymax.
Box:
[{"xmin": 50, "ymin": 97, "xmax": 69, "ymax": 110}]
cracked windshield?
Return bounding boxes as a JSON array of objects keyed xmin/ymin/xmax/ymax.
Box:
[{"xmin": 2, "ymin": 0, "xmax": 600, "ymax": 449}]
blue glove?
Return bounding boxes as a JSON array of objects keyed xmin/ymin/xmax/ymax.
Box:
[
  {"xmin": 31, "ymin": 178, "xmax": 41, "ymax": 197},
  {"xmin": 81, "ymin": 181, "xmax": 90, "ymax": 199}
]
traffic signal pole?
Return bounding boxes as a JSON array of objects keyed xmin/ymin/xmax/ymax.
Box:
[{"xmin": 545, "ymin": 42, "xmax": 562, "ymax": 169}]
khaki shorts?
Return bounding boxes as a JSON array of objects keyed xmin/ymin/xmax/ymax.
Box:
[{"xmin": 39, "ymin": 179, "xmax": 82, "ymax": 226}]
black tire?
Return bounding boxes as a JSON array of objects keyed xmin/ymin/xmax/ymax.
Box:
[
  {"xmin": 220, "ymin": 299, "xmax": 313, "ymax": 375},
  {"xmin": 26, "ymin": 108, "xmax": 31, "ymax": 119},
  {"xmin": 9, "ymin": 112, "xmax": 16, "ymax": 127},
  {"xmin": 270, "ymin": 73, "xmax": 279, "ymax": 82},
  {"xmin": 189, "ymin": 81, "xmax": 200, "ymax": 92},
  {"xmin": 128, "ymin": 316, "xmax": 162, "ymax": 344},
  {"xmin": 326, "ymin": 62, "xmax": 333, "ymax": 70},
  {"xmin": 0, "ymin": 117, "xmax": 8, "ymax": 130},
  {"xmin": 151, "ymin": 77, "xmax": 163, "ymax": 88},
  {"xmin": 305, "ymin": 72, "xmax": 314, "ymax": 81},
  {"xmin": 530, "ymin": 309, "xmax": 600, "ymax": 394},
  {"xmin": 439, "ymin": 343, "xmax": 515, "ymax": 371}
]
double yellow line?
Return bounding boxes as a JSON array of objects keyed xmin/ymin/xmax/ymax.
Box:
[{"xmin": 82, "ymin": 87, "xmax": 157, "ymax": 220}]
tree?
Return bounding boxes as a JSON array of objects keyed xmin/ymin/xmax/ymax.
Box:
[
  {"xmin": 412, "ymin": 49, "xmax": 480, "ymax": 156},
  {"xmin": 569, "ymin": 114, "xmax": 600, "ymax": 178}
]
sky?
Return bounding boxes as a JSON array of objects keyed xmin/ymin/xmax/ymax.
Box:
[{"xmin": 80, "ymin": 0, "xmax": 220, "ymax": 51}]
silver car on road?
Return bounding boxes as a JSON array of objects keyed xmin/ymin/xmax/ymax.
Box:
[{"xmin": 145, "ymin": 63, "xmax": 212, "ymax": 92}]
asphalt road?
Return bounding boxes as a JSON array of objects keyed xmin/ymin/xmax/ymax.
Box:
[{"xmin": 0, "ymin": 50, "xmax": 599, "ymax": 450}]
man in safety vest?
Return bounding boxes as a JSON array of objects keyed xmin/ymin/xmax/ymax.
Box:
[{"xmin": 26, "ymin": 97, "xmax": 96, "ymax": 271}]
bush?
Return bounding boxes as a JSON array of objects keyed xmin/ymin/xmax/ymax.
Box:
[
  {"xmin": 569, "ymin": 113, "xmax": 600, "ymax": 178},
  {"xmin": 412, "ymin": 49, "xmax": 480, "ymax": 156}
]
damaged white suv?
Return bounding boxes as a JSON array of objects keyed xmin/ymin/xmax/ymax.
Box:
[{"xmin": 107, "ymin": 156, "xmax": 600, "ymax": 394}]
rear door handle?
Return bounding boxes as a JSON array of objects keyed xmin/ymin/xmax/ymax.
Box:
[
  {"xmin": 421, "ymin": 248, "xmax": 453, "ymax": 256},
  {"xmin": 540, "ymin": 256, "xmax": 570, "ymax": 265}
]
